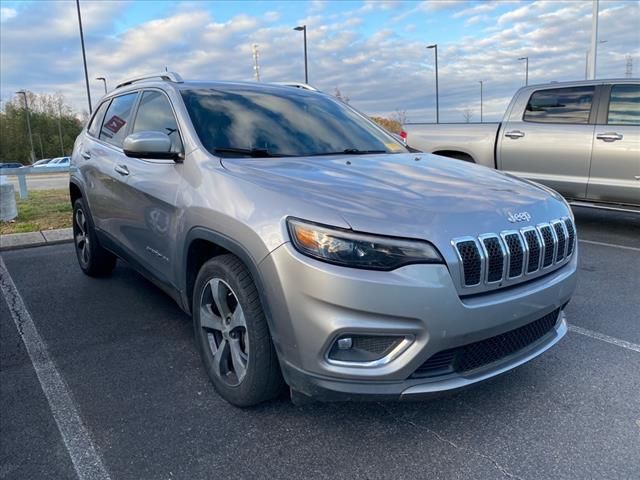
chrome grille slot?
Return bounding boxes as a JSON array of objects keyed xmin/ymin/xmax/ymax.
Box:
[
  {"xmin": 453, "ymin": 217, "xmax": 575, "ymax": 291},
  {"xmin": 502, "ymin": 232, "xmax": 524, "ymax": 278},
  {"xmin": 564, "ymin": 218, "xmax": 576, "ymax": 256},
  {"xmin": 538, "ymin": 224, "xmax": 555, "ymax": 268},
  {"xmin": 552, "ymin": 221, "xmax": 567, "ymax": 262},
  {"xmin": 480, "ymin": 235, "xmax": 505, "ymax": 283},
  {"xmin": 454, "ymin": 239, "xmax": 482, "ymax": 286},
  {"xmin": 522, "ymin": 228, "xmax": 541, "ymax": 274}
]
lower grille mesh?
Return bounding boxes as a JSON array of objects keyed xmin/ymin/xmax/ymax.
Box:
[{"xmin": 411, "ymin": 309, "xmax": 560, "ymax": 378}]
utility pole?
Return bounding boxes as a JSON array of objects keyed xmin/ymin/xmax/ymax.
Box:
[
  {"xmin": 518, "ymin": 57, "xmax": 529, "ymax": 85},
  {"xmin": 626, "ymin": 55, "xmax": 633, "ymax": 78},
  {"xmin": 252, "ymin": 44, "xmax": 261, "ymax": 82},
  {"xmin": 76, "ymin": 0, "xmax": 92, "ymax": 113},
  {"xmin": 589, "ymin": 0, "xmax": 599, "ymax": 80},
  {"xmin": 427, "ymin": 44, "xmax": 439, "ymax": 123},
  {"xmin": 479, "ymin": 80, "xmax": 484, "ymax": 123},
  {"xmin": 16, "ymin": 90, "xmax": 35, "ymax": 163},
  {"xmin": 293, "ymin": 25, "xmax": 308, "ymax": 83}
]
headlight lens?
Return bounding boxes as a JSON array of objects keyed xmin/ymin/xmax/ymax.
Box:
[{"xmin": 287, "ymin": 218, "xmax": 443, "ymax": 270}]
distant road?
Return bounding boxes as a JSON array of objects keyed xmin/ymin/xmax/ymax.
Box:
[{"xmin": 3, "ymin": 173, "xmax": 68, "ymax": 191}]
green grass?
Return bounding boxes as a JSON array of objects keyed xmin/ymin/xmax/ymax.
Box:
[{"xmin": 0, "ymin": 189, "xmax": 72, "ymax": 235}]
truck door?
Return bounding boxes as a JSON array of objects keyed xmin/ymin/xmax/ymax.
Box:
[
  {"xmin": 498, "ymin": 85, "xmax": 597, "ymax": 200},
  {"xmin": 588, "ymin": 83, "xmax": 640, "ymax": 205}
]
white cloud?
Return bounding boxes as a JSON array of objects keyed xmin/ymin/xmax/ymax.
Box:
[
  {"xmin": 1, "ymin": 0, "xmax": 638, "ymax": 124},
  {"xmin": 0, "ymin": 7, "xmax": 17, "ymax": 22}
]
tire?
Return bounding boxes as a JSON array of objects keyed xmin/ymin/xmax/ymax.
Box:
[
  {"xmin": 72, "ymin": 198, "xmax": 117, "ymax": 277},
  {"xmin": 193, "ymin": 254, "xmax": 284, "ymax": 407}
]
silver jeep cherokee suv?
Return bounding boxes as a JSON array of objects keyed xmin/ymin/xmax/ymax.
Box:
[{"xmin": 70, "ymin": 72, "xmax": 577, "ymax": 406}]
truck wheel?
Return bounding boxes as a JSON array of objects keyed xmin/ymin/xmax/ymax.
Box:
[
  {"xmin": 72, "ymin": 198, "xmax": 117, "ymax": 277},
  {"xmin": 193, "ymin": 254, "xmax": 284, "ymax": 407}
]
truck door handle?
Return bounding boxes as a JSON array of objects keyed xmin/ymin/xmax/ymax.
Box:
[
  {"xmin": 81, "ymin": 151, "xmax": 91, "ymax": 160},
  {"xmin": 114, "ymin": 164, "xmax": 129, "ymax": 176},
  {"xmin": 505, "ymin": 130, "xmax": 525, "ymax": 139},
  {"xmin": 596, "ymin": 132, "xmax": 623, "ymax": 142}
]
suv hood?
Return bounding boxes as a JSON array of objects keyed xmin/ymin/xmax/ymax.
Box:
[{"xmin": 221, "ymin": 153, "xmax": 569, "ymax": 240}]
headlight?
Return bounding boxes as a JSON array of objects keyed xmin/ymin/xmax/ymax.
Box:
[{"xmin": 287, "ymin": 218, "xmax": 443, "ymax": 270}]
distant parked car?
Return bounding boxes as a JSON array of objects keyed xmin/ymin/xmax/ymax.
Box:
[
  {"xmin": 32, "ymin": 158, "xmax": 54, "ymax": 167},
  {"xmin": 0, "ymin": 162, "xmax": 24, "ymax": 169},
  {"xmin": 43, "ymin": 157, "xmax": 70, "ymax": 168}
]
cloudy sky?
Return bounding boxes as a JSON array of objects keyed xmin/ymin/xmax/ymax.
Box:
[{"xmin": 1, "ymin": 0, "xmax": 638, "ymax": 122}]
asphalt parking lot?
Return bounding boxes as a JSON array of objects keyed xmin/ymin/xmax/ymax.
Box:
[{"xmin": 1, "ymin": 207, "xmax": 639, "ymax": 480}]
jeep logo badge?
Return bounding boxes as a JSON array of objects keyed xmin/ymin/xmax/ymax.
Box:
[{"xmin": 507, "ymin": 211, "xmax": 532, "ymax": 223}]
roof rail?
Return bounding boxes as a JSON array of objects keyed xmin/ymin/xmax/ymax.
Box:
[
  {"xmin": 272, "ymin": 82, "xmax": 318, "ymax": 91},
  {"xmin": 115, "ymin": 72, "xmax": 184, "ymax": 89}
]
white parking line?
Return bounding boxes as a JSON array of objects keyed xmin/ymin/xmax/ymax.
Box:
[
  {"xmin": 568, "ymin": 324, "xmax": 640, "ymax": 354},
  {"xmin": 578, "ymin": 239, "xmax": 640, "ymax": 252},
  {"xmin": 0, "ymin": 256, "xmax": 111, "ymax": 480}
]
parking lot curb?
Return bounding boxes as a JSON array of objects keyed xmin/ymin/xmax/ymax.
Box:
[{"xmin": 0, "ymin": 228, "xmax": 73, "ymax": 251}]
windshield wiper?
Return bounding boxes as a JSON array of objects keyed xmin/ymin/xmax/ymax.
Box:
[{"xmin": 212, "ymin": 147, "xmax": 286, "ymax": 158}]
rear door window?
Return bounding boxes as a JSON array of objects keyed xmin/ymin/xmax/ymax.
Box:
[
  {"xmin": 87, "ymin": 100, "xmax": 110, "ymax": 138},
  {"xmin": 524, "ymin": 86, "xmax": 595, "ymax": 124},
  {"xmin": 607, "ymin": 84, "xmax": 640, "ymax": 125},
  {"xmin": 99, "ymin": 93, "xmax": 138, "ymax": 147}
]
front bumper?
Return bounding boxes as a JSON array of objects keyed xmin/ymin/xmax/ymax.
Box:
[{"xmin": 258, "ymin": 242, "xmax": 577, "ymax": 400}]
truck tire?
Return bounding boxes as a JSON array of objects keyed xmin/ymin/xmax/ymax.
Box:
[{"xmin": 193, "ymin": 254, "xmax": 284, "ymax": 407}]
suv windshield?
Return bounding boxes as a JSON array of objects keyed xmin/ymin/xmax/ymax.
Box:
[{"xmin": 181, "ymin": 87, "xmax": 407, "ymax": 157}]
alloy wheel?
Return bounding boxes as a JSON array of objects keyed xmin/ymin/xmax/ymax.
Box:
[
  {"xmin": 74, "ymin": 208, "xmax": 90, "ymax": 267},
  {"xmin": 200, "ymin": 278, "xmax": 249, "ymax": 386}
]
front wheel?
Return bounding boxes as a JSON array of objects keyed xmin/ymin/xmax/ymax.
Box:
[
  {"xmin": 72, "ymin": 198, "xmax": 116, "ymax": 277},
  {"xmin": 193, "ymin": 254, "xmax": 284, "ymax": 407}
]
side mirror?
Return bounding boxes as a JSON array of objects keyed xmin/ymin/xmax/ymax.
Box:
[{"xmin": 123, "ymin": 131, "xmax": 181, "ymax": 161}]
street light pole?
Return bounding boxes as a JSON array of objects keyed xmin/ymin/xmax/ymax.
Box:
[
  {"xmin": 427, "ymin": 44, "xmax": 439, "ymax": 124},
  {"xmin": 33, "ymin": 133, "xmax": 44, "ymax": 159},
  {"xmin": 518, "ymin": 56, "xmax": 529, "ymax": 85},
  {"xmin": 76, "ymin": 0, "xmax": 92, "ymax": 113},
  {"xmin": 16, "ymin": 90, "xmax": 35, "ymax": 163},
  {"xmin": 96, "ymin": 77, "xmax": 107, "ymax": 94},
  {"xmin": 293, "ymin": 25, "xmax": 308, "ymax": 83},
  {"xmin": 479, "ymin": 80, "xmax": 484, "ymax": 123},
  {"xmin": 589, "ymin": 0, "xmax": 599, "ymax": 80}
]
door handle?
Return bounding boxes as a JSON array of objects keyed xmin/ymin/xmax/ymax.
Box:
[
  {"xmin": 114, "ymin": 164, "xmax": 129, "ymax": 176},
  {"xmin": 596, "ymin": 132, "xmax": 623, "ymax": 142},
  {"xmin": 81, "ymin": 151, "xmax": 91, "ymax": 160},
  {"xmin": 505, "ymin": 130, "xmax": 525, "ymax": 139}
]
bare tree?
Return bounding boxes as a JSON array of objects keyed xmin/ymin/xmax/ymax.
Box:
[
  {"xmin": 391, "ymin": 109, "xmax": 408, "ymax": 126},
  {"xmin": 462, "ymin": 107, "xmax": 474, "ymax": 123},
  {"xmin": 334, "ymin": 87, "xmax": 350, "ymax": 103}
]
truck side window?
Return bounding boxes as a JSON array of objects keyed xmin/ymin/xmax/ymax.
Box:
[
  {"xmin": 523, "ymin": 86, "xmax": 595, "ymax": 124},
  {"xmin": 99, "ymin": 93, "xmax": 138, "ymax": 148},
  {"xmin": 132, "ymin": 91, "xmax": 183, "ymax": 152},
  {"xmin": 87, "ymin": 100, "xmax": 110, "ymax": 138},
  {"xmin": 607, "ymin": 84, "xmax": 640, "ymax": 126}
]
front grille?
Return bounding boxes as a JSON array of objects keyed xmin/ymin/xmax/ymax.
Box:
[
  {"xmin": 411, "ymin": 309, "xmax": 560, "ymax": 378},
  {"xmin": 453, "ymin": 217, "xmax": 575, "ymax": 290}
]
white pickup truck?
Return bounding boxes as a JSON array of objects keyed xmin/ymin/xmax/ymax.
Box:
[{"xmin": 404, "ymin": 79, "xmax": 640, "ymax": 212}]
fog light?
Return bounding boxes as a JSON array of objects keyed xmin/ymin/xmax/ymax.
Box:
[
  {"xmin": 337, "ymin": 337, "xmax": 353, "ymax": 350},
  {"xmin": 327, "ymin": 334, "xmax": 407, "ymax": 364}
]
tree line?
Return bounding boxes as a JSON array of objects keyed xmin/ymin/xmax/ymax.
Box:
[{"xmin": 0, "ymin": 91, "xmax": 83, "ymax": 164}]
